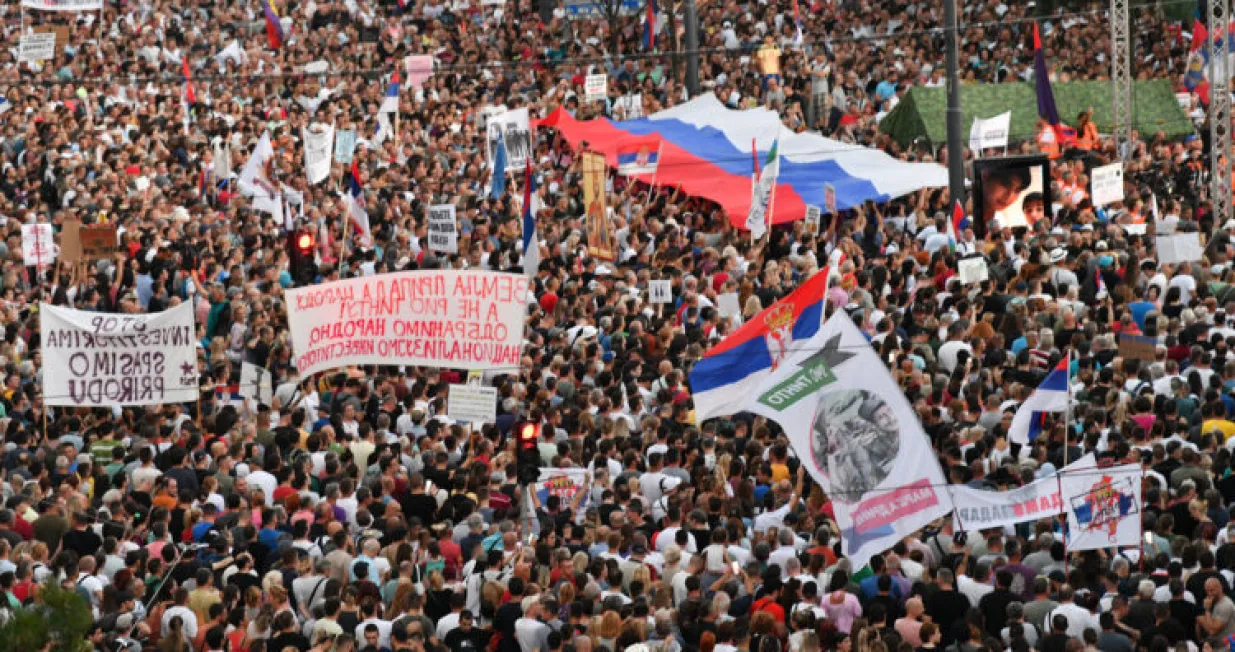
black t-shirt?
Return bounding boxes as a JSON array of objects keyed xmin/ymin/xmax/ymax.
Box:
[
  {"xmin": 401, "ymin": 493, "xmax": 440, "ymax": 526},
  {"xmin": 445, "ymin": 626, "xmax": 490, "ymax": 652},
  {"xmin": 269, "ymin": 631, "xmax": 310, "ymax": 652},
  {"xmin": 62, "ymin": 527, "xmax": 102, "ymax": 559}
]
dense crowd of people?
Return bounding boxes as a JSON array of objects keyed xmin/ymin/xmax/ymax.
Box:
[{"xmin": 0, "ymin": 0, "xmax": 1234, "ymax": 651}]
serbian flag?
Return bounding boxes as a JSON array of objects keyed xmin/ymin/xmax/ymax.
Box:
[
  {"xmin": 182, "ymin": 57, "xmax": 196, "ymax": 105},
  {"xmin": 947, "ymin": 199, "xmax": 967, "ymax": 251},
  {"xmin": 616, "ymin": 135, "xmax": 661, "ymax": 175},
  {"xmin": 348, "ymin": 158, "xmax": 363, "ymax": 199},
  {"xmin": 380, "ymin": 71, "xmax": 401, "ymax": 114},
  {"xmin": 262, "ymin": 0, "xmax": 286, "ymax": 49},
  {"xmin": 1009, "ymin": 354, "xmax": 1070, "ymax": 445},
  {"xmin": 643, "ymin": 0, "xmax": 657, "ymax": 50},
  {"xmin": 689, "ymin": 269, "xmax": 829, "ymax": 421},
  {"xmin": 791, "ymin": 0, "xmax": 805, "ymax": 47},
  {"xmin": 521, "ymin": 160, "xmax": 539, "ymax": 277},
  {"xmin": 1192, "ymin": 18, "xmax": 1210, "ymax": 55},
  {"xmin": 1033, "ymin": 23, "xmax": 1076, "ymax": 146}
]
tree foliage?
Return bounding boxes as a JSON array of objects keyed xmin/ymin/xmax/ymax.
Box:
[{"xmin": 0, "ymin": 584, "xmax": 94, "ymax": 652}]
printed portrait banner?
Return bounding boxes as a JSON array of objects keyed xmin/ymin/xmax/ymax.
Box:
[
  {"xmin": 485, "ymin": 108, "xmax": 532, "ymax": 170},
  {"xmin": 41, "ymin": 302, "xmax": 199, "ymax": 407},
  {"xmin": 427, "ymin": 204, "xmax": 459, "ymax": 254},
  {"xmin": 950, "ymin": 453, "xmax": 1094, "ymax": 532},
  {"xmin": 303, "ymin": 124, "xmax": 335, "ymax": 185},
  {"xmin": 21, "ymin": 223, "xmax": 55, "ymax": 267},
  {"xmin": 748, "ymin": 313, "xmax": 952, "ymax": 571},
  {"xmin": 334, "ymin": 129, "xmax": 357, "ymax": 165},
  {"xmin": 1061, "ymin": 462, "xmax": 1142, "ymax": 551},
  {"xmin": 285, "ymin": 270, "xmax": 530, "ymax": 376},
  {"xmin": 22, "ymin": 0, "xmax": 102, "ymax": 10},
  {"xmin": 582, "ymin": 151, "xmax": 616, "ymax": 261}
]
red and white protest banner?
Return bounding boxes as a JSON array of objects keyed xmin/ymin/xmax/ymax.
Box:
[
  {"xmin": 949, "ymin": 453, "xmax": 1095, "ymax": 532},
  {"xmin": 285, "ymin": 270, "xmax": 529, "ymax": 376}
]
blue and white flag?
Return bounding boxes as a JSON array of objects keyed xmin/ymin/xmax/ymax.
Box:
[{"xmin": 1009, "ymin": 354, "xmax": 1070, "ymax": 445}]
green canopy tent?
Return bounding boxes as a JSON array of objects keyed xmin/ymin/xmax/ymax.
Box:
[{"xmin": 878, "ymin": 79, "xmax": 1194, "ymax": 148}]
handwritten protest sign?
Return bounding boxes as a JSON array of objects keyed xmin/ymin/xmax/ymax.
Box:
[
  {"xmin": 21, "ymin": 223, "xmax": 55, "ymax": 267},
  {"xmin": 41, "ymin": 302, "xmax": 199, "ymax": 406},
  {"xmin": 427, "ymin": 204, "xmax": 458, "ymax": 254},
  {"xmin": 1090, "ymin": 162, "xmax": 1125, "ymax": 207},
  {"xmin": 285, "ymin": 271, "xmax": 530, "ymax": 376},
  {"xmin": 19, "ymin": 32, "xmax": 56, "ymax": 63},
  {"xmin": 80, "ymin": 224, "xmax": 118, "ymax": 258},
  {"xmin": 334, "ymin": 129, "xmax": 357, "ymax": 165},
  {"xmin": 585, "ymin": 74, "xmax": 607, "ymax": 102},
  {"xmin": 448, "ymin": 384, "xmax": 498, "ymax": 424},
  {"xmin": 22, "ymin": 0, "xmax": 103, "ymax": 9}
]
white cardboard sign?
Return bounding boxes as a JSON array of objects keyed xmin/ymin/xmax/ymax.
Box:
[
  {"xmin": 427, "ymin": 204, "xmax": 459, "ymax": 254},
  {"xmin": 649, "ymin": 279, "xmax": 672, "ymax": 304},
  {"xmin": 448, "ymin": 384, "xmax": 498, "ymax": 424},
  {"xmin": 1090, "ymin": 162, "xmax": 1125, "ymax": 207},
  {"xmin": 585, "ymin": 74, "xmax": 608, "ymax": 102}
]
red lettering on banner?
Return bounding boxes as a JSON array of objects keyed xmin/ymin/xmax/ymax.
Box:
[{"xmin": 851, "ymin": 479, "xmax": 940, "ymax": 533}]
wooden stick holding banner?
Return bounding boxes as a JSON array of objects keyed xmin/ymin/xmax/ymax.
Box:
[{"xmin": 645, "ymin": 140, "xmax": 664, "ymax": 204}]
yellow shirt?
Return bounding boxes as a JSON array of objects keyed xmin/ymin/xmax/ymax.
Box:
[
  {"xmin": 771, "ymin": 462, "xmax": 790, "ymax": 483},
  {"xmin": 1204, "ymin": 419, "xmax": 1235, "ymax": 440},
  {"xmin": 757, "ymin": 45, "xmax": 782, "ymax": 76}
]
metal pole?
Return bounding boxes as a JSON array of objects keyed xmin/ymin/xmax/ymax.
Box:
[
  {"xmin": 684, "ymin": 0, "xmax": 699, "ymax": 97},
  {"xmin": 1210, "ymin": 0, "xmax": 1232, "ymax": 230},
  {"xmin": 943, "ymin": 0, "xmax": 965, "ymax": 206},
  {"xmin": 1110, "ymin": 0, "xmax": 1132, "ymax": 156}
]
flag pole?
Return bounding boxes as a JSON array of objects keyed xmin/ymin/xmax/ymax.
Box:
[
  {"xmin": 763, "ymin": 129, "xmax": 780, "ymax": 245},
  {"xmin": 646, "ymin": 140, "xmax": 664, "ymax": 204}
]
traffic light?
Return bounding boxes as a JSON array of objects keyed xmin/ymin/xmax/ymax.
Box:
[
  {"xmin": 515, "ymin": 420, "xmax": 542, "ymax": 485},
  {"xmin": 288, "ymin": 228, "xmax": 317, "ymax": 286}
]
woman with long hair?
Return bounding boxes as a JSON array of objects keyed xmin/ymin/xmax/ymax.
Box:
[{"xmin": 157, "ymin": 615, "xmax": 191, "ymax": 652}]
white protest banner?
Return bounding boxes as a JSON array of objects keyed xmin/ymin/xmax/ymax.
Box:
[
  {"xmin": 303, "ymin": 124, "xmax": 335, "ymax": 185},
  {"xmin": 334, "ymin": 129, "xmax": 357, "ymax": 165},
  {"xmin": 285, "ymin": 270, "xmax": 530, "ymax": 377},
  {"xmin": 804, "ymin": 205, "xmax": 821, "ymax": 234},
  {"xmin": 21, "ymin": 223, "xmax": 55, "ymax": 267},
  {"xmin": 1061, "ymin": 462, "xmax": 1143, "ymax": 551},
  {"xmin": 19, "ymin": 32, "xmax": 56, "ymax": 62},
  {"xmin": 747, "ymin": 313, "xmax": 952, "ymax": 570},
  {"xmin": 614, "ymin": 94, "xmax": 643, "ymax": 119},
  {"xmin": 1090, "ymin": 162, "xmax": 1125, "ymax": 207},
  {"xmin": 951, "ymin": 454, "xmax": 1094, "ymax": 532},
  {"xmin": 1120, "ymin": 223, "xmax": 1148, "ymax": 236},
  {"xmin": 448, "ymin": 384, "xmax": 498, "ymax": 424},
  {"xmin": 968, "ymin": 111, "xmax": 1012, "ymax": 153},
  {"xmin": 585, "ymin": 74, "xmax": 608, "ymax": 102},
  {"xmin": 239, "ymin": 362, "xmax": 273, "ymax": 407},
  {"xmin": 1156, "ymin": 233, "xmax": 1204, "ymax": 264},
  {"xmin": 957, "ymin": 257, "xmax": 989, "ymax": 285},
  {"xmin": 41, "ymin": 302, "xmax": 198, "ymax": 406},
  {"xmin": 533, "ymin": 468, "xmax": 589, "ymax": 515},
  {"xmin": 485, "ymin": 108, "xmax": 533, "ymax": 169},
  {"xmin": 649, "ymin": 279, "xmax": 672, "ymax": 304},
  {"xmin": 405, "ymin": 55, "xmax": 434, "ymax": 89},
  {"xmin": 427, "ymin": 204, "xmax": 459, "ymax": 254},
  {"xmin": 824, "ymin": 183, "xmax": 837, "ymax": 215},
  {"xmin": 21, "ymin": 0, "xmax": 102, "ymax": 10}
]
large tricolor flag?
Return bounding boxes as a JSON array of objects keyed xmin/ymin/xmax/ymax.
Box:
[
  {"xmin": 261, "ymin": 0, "xmax": 286, "ymax": 49},
  {"xmin": 1033, "ymin": 23, "xmax": 1076, "ymax": 146},
  {"xmin": 616, "ymin": 135, "xmax": 661, "ymax": 175},
  {"xmin": 689, "ymin": 269, "xmax": 829, "ymax": 421},
  {"xmin": 380, "ymin": 71, "xmax": 401, "ymax": 114},
  {"xmin": 1008, "ymin": 354, "xmax": 1071, "ymax": 445},
  {"xmin": 521, "ymin": 160, "xmax": 539, "ymax": 277}
]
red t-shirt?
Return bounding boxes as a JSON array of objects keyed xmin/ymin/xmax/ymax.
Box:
[{"xmin": 752, "ymin": 597, "xmax": 786, "ymax": 623}]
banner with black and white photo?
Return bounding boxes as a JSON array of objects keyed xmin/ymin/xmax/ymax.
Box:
[
  {"xmin": 485, "ymin": 108, "xmax": 532, "ymax": 169},
  {"xmin": 303, "ymin": 124, "xmax": 335, "ymax": 185},
  {"xmin": 41, "ymin": 303, "xmax": 198, "ymax": 406},
  {"xmin": 427, "ymin": 204, "xmax": 458, "ymax": 254}
]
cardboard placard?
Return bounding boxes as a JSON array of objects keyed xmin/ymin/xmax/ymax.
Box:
[
  {"xmin": 957, "ymin": 257, "xmax": 989, "ymax": 285},
  {"xmin": 60, "ymin": 219, "xmax": 82, "ymax": 263},
  {"xmin": 448, "ymin": 384, "xmax": 498, "ymax": 424},
  {"xmin": 19, "ymin": 32, "xmax": 56, "ymax": 63},
  {"xmin": 718, "ymin": 292, "xmax": 741, "ymax": 320},
  {"xmin": 585, "ymin": 74, "xmax": 607, "ymax": 102},
  {"xmin": 804, "ymin": 205, "xmax": 821, "ymax": 234},
  {"xmin": 1090, "ymin": 162, "xmax": 1125, "ymax": 207},
  {"xmin": 1118, "ymin": 334, "xmax": 1157, "ymax": 362},
  {"xmin": 79, "ymin": 224, "xmax": 118, "ymax": 258},
  {"xmin": 824, "ymin": 183, "xmax": 837, "ymax": 215},
  {"xmin": 1156, "ymin": 233, "xmax": 1203, "ymax": 265}
]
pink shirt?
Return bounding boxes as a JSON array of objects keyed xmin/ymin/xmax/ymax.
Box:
[{"xmin": 822, "ymin": 590, "xmax": 863, "ymax": 634}]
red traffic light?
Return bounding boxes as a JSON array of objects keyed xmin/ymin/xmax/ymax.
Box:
[
  {"xmin": 516, "ymin": 421, "xmax": 539, "ymax": 448},
  {"xmin": 296, "ymin": 231, "xmax": 315, "ymax": 253}
]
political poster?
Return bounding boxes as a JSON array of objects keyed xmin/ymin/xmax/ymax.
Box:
[
  {"xmin": 485, "ymin": 108, "xmax": 533, "ymax": 170},
  {"xmin": 533, "ymin": 468, "xmax": 589, "ymax": 517},
  {"xmin": 448, "ymin": 384, "xmax": 498, "ymax": 424},
  {"xmin": 957, "ymin": 257, "xmax": 989, "ymax": 285},
  {"xmin": 239, "ymin": 362, "xmax": 273, "ymax": 407},
  {"xmin": 303, "ymin": 124, "xmax": 335, "ymax": 185},
  {"xmin": 824, "ymin": 182, "xmax": 837, "ymax": 215},
  {"xmin": 1061, "ymin": 462, "xmax": 1142, "ymax": 551},
  {"xmin": 582, "ymin": 152, "xmax": 616, "ymax": 261},
  {"xmin": 562, "ymin": 0, "xmax": 640, "ymax": 16},
  {"xmin": 1090, "ymin": 162, "xmax": 1125, "ymax": 207},
  {"xmin": 1156, "ymin": 233, "xmax": 1204, "ymax": 265},
  {"xmin": 21, "ymin": 223, "xmax": 55, "ymax": 267},
  {"xmin": 717, "ymin": 293, "xmax": 741, "ymax": 320},
  {"xmin": 950, "ymin": 453, "xmax": 1094, "ymax": 532},
  {"xmin": 284, "ymin": 270, "xmax": 530, "ymax": 376},
  {"xmin": 585, "ymin": 74, "xmax": 608, "ymax": 102},
  {"xmin": 19, "ymin": 32, "xmax": 56, "ymax": 63},
  {"xmin": 41, "ymin": 302, "xmax": 199, "ymax": 407},
  {"xmin": 427, "ymin": 204, "xmax": 459, "ymax": 254},
  {"xmin": 1118, "ymin": 334, "xmax": 1157, "ymax": 361},
  {"xmin": 968, "ymin": 111, "xmax": 1011, "ymax": 154},
  {"xmin": 334, "ymin": 129, "xmax": 357, "ymax": 165},
  {"xmin": 747, "ymin": 313, "xmax": 952, "ymax": 570},
  {"xmin": 804, "ymin": 205, "xmax": 821, "ymax": 234},
  {"xmin": 21, "ymin": 0, "xmax": 102, "ymax": 10}
]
